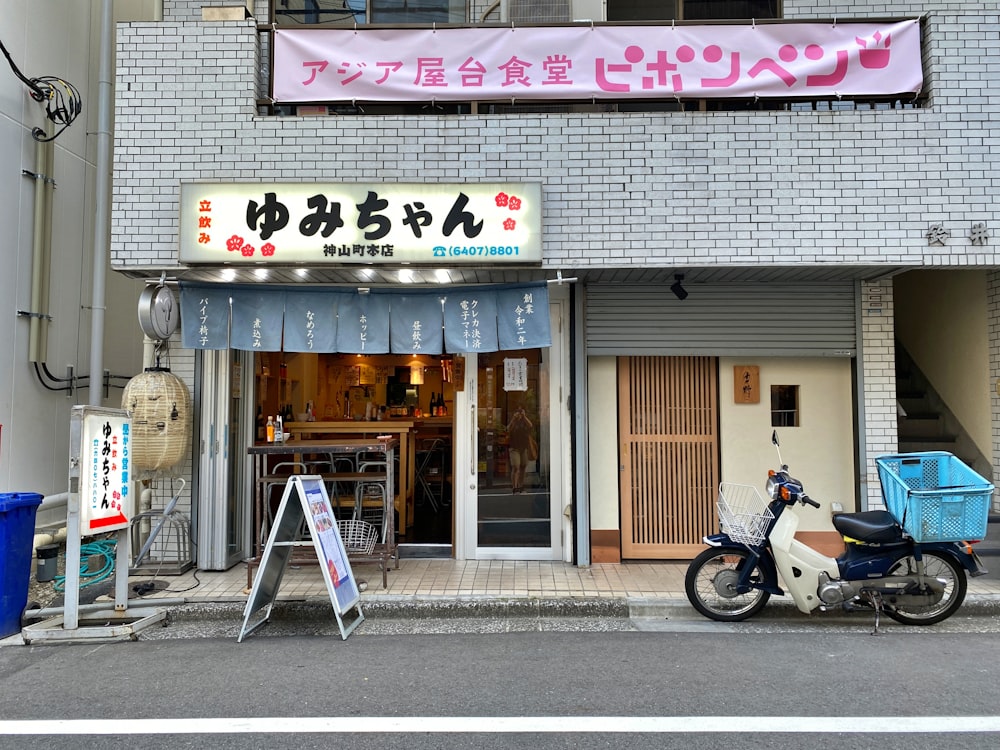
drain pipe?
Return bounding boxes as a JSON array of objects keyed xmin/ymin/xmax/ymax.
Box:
[
  {"xmin": 27, "ymin": 128, "xmax": 54, "ymax": 363},
  {"xmin": 87, "ymin": 0, "xmax": 114, "ymax": 407},
  {"xmin": 33, "ymin": 492, "xmax": 69, "ymax": 551}
]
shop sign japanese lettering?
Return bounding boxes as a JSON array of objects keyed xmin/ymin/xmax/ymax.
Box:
[
  {"xmin": 497, "ymin": 284, "xmax": 550, "ymax": 350},
  {"xmin": 389, "ymin": 293, "xmax": 445, "ymax": 355},
  {"xmin": 273, "ymin": 21, "xmax": 921, "ymax": 103},
  {"xmin": 284, "ymin": 291, "xmax": 344, "ymax": 352},
  {"xmin": 179, "ymin": 284, "xmax": 231, "ymax": 350},
  {"xmin": 336, "ymin": 294, "xmax": 391, "ymax": 353},
  {"xmin": 231, "ymin": 289, "xmax": 286, "ymax": 351},
  {"xmin": 80, "ymin": 412, "xmax": 131, "ymax": 535},
  {"xmin": 179, "ymin": 183, "xmax": 542, "ymax": 265},
  {"xmin": 504, "ymin": 358, "xmax": 529, "ymax": 392},
  {"xmin": 178, "ymin": 282, "xmax": 551, "ymax": 353},
  {"xmin": 444, "ymin": 290, "xmax": 499, "ymax": 353}
]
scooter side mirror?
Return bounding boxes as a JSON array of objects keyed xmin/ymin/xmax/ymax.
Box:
[{"xmin": 771, "ymin": 430, "xmax": 786, "ymax": 470}]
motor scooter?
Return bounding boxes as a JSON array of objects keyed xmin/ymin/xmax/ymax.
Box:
[{"xmin": 685, "ymin": 433, "xmax": 990, "ymax": 631}]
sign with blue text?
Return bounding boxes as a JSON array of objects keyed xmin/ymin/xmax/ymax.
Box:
[{"xmin": 78, "ymin": 408, "xmax": 132, "ymax": 535}]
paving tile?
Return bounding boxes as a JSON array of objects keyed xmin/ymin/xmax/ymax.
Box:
[{"xmin": 133, "ymin": 557, "xmax": 1000, "ymax": 606}]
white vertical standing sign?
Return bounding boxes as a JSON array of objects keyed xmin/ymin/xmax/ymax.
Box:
[{"xmin": 65, "ymin": 406, "xmax": 134, "ymax": 629}]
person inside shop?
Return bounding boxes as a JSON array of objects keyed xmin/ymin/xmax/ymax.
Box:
[{"xmin": 506, "ymin": 404, "xmax": 534, "ymax": 494}]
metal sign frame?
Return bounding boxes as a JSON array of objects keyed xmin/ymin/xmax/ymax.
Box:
[
  {"xmin": 239, "ymin": 475, "xmax": 364, "ymax": 642},
  {"xmin": 22, "ymin": 406, "xmax": 166, "ymax": 644}
]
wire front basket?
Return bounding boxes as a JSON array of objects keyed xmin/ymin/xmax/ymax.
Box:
[{"xmin": 717, "ymin": 483, "xmax": 774, "ymax": 547}]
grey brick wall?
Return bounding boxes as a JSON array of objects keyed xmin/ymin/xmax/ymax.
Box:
[
  {"xmin": 861, "ymin": 279, "xmax": 897, "ymax": 510},
  {"xmin": 115, "ymin": 6, "xmax": 1000, "ymax": 273}
]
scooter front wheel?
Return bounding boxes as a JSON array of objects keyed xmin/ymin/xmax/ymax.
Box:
[{"xmin": 685, "ymin": 546, "xmax": 770, "ymax": 622}]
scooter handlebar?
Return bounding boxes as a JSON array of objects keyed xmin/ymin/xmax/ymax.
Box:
[{"xmin": 801, "ymin": 494, "xmax": 821, "ymax": 509}]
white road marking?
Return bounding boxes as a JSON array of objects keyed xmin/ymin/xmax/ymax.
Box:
[{"xmin": 0, "ymin": 716, "xmax": 999, "ymax": 735}]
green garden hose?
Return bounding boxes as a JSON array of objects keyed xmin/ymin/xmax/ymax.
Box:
[{"xmin": 52, "ymin": 539, "xmax": 117, "ymax": 592}]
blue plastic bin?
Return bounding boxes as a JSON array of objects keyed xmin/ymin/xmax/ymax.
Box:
[
  {"xmin": 0, "ymin": 492, "xmax": 44, "ymax": 638},
  {"xmin": 875, "ymin": 452, "xmax": 993, "ymax": 543}
]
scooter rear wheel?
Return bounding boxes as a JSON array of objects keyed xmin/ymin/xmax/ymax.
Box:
[
  {"xmin": 883, "ymin": 551, "xmax": 967, "ymax": 626},
  {"xmin": 685, "ymin": 546, "xmax": 770, "ymax": 622}
]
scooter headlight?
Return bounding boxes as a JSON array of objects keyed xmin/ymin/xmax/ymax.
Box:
[{"xmin": 766, "ymin": 473, "xmax": 780, "ymax": 501}]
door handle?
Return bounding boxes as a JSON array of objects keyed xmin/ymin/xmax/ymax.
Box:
[{"xmin": 470, "ymin": 403, "xmax": 477, "ymax": 476}]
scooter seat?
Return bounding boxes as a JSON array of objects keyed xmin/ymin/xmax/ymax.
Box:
[{"xmin": 832, "ymin": 510, "xmax": 900, "ymax": 544}]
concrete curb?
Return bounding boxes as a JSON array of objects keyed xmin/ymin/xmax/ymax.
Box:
[
  {"xmin": 165, "ymin": 596, "xmax": 632, "ymax": 624},
  {"xmin": 160, "ymin": 591, "xmax": 1000, "ymax": 626},
  {"xmin": 629, "ymin": 594, "xmax": 1000, "ymax": 621},
  {"xmin": 7, "ymin": 593, "xmax": 996, "ymax": 645}
]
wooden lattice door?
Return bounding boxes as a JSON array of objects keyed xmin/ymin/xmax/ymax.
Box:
[{"xmin": 618, "ymin": 356, "xmax": 719, "ymax": 559}]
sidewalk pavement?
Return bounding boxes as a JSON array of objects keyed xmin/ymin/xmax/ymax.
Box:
[
  {"xmin": 8, "ymin": 557, "xmax": 1000, "ymax": 645},
  {"xmin": 118, "ymin": 555, "xmax": 1000, "ymax": 616}
]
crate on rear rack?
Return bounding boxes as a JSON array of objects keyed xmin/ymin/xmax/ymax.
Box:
[{"xmin": 874, "ymin": 451, "xmax": 994, "ymax": 543}]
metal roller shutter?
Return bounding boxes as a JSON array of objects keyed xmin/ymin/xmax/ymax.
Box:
[{"xmin": 585, "ymin": 282, "xmax": 857, "ymax": 357}]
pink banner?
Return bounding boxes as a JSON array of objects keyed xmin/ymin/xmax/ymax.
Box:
[{"xmin": 273, "ymin": 21, "xmax": 922, "ymax": 103}]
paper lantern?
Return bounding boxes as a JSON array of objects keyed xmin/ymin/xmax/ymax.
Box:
[{"xmin": 122, "ymin": 367, "xmax": 192, "ymax": 474}]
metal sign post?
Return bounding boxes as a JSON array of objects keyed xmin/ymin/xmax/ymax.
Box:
[{"xmin": 22, "ymin": 406, "xmax": 166, "ymax": 644}]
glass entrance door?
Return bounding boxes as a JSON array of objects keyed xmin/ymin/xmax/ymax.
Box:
[
  {"xmin": 475, "ymin": 348, "xmax": 553, "ymax": 550},
  {"xmin": 455, "ymin": 327, "xmax": 567, "ymax": 560},
  {"xmin": 453, "ymin": 287, "xmax": 569, "ymax": 560}
]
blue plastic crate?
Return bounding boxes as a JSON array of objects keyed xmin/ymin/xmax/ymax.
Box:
[{"xmin": 874, "ymin": 452, "xmax": 993, "ymax": 543}]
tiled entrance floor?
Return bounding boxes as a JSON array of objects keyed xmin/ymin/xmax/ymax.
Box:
[{"xmin": 133, "ymin": 557, "xmax": 1000, "ymax": 604}]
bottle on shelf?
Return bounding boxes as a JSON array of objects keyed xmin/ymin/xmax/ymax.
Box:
[
  {"xmin": 439, "ymin": 392, "xmax": 447, "ymax": 416},
  {"xmin": 266, "ymin": 416, "xmax": 275, "ymax": 443}
]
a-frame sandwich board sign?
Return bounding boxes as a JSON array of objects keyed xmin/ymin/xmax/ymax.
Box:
[{"xmin": 238, "ymin": 475, "xmax": 363, "ymax": 641}]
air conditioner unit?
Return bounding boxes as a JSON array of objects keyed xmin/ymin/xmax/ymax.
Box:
[{"xmin": 500, "ymin": 0, "xmax": 606, "ymax": 23}]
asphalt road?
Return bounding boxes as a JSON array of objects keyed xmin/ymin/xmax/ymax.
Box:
[{"xmin": 1, "ymin": 627, "xmax": 998, "ymax": 749}]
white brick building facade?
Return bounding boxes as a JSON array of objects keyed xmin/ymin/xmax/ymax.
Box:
[{"xmin": 110, "ymin": 1, "xmax": 1000, "ymax": 562}]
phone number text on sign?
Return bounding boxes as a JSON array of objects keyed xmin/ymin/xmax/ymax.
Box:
[{"xmin": 434, "ymin": 246, "xmax": 522, "ymax": 257}]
